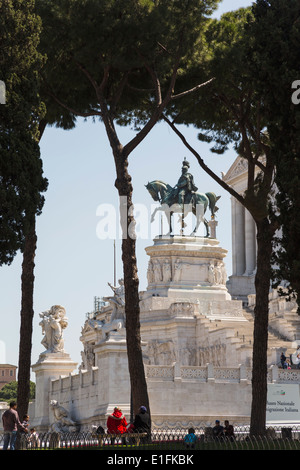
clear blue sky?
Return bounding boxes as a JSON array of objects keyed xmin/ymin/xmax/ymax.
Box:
[{"xmin": 0, "ymin": 0, "xmax": 253, "ymax": 375}]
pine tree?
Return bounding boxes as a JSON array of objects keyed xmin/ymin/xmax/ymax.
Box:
[
  {"xmin": 249, "ymin": 0, "xmax": 300, "ymax": 313},
  {"xmin": 35, "ymin": 0, "xmax": 221, "ymax": 417},
  {"xmin": 0, "ymin": 0, "xmax": 48, "ymax": 418}
]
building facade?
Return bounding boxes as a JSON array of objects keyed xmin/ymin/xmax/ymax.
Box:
[{"xmin": 0, "ymin": 364, "xmax": 17, "ymax": 391}]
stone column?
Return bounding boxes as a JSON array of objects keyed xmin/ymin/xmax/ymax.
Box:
[
  {"xmin": 208, "ymin": 218, "xmax": 218, "ymax": 239},
  {"xmin": 234, "ymin": 200, "xmax": 246, "ymax": 276},
  {"xmin": 231, "ymin": 197, "xmax": 237, "ymax": 276},
  {"xmin": 93, "ymin": 333, "xmax": 131, "ymax": 419},
  {"xmin": 31, "ymin": 352, "xmax": 77, "ymax": 431},
  {"xmin": 244, "ymin": 210, "xmax": 256, "ymax": 275}
]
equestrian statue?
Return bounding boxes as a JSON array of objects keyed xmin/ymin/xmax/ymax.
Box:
[{"xmin": 145, "ymin": 158, "xmax": 220, "ymax": 237}]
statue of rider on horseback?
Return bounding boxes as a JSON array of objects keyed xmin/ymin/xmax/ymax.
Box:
[
  {"xmin": 146, "ymin": 158, "xmax": 220, "ymax": 237},
  {"xmin": 165, "ymin": 158, "xmax": 198, "ymax": 207}
]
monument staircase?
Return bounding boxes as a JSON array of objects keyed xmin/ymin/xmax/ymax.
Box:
[
  {"xmin": 269, "ymin": 310, "xmax": 300, "ymax": 343},
  {"xmin": 242, "ymin": 304, "xmax": 299, "ymax": 366},
  {"xmin": 195, "ymin": 304, "xmax": 298, "ymax": 368}
]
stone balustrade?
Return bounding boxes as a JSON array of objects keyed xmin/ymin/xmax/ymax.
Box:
[
  {"xmin": 145, "ymin": 363, "xmax": 300, "ymax": 384},
  {"xmin": 50, "ymin": 367, "xmax": 99, "ymax": 394},
  {"xmin": 48, "ymin": 364, "xmax": 300, "ymax": 397}
]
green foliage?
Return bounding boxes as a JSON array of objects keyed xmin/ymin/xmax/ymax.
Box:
[
  {"xmin": 0, "ymin": 381, "xmax": 35, "ymax": 403},
  {"xmin": 167, "ymin": 7, "xmax": 256, "ymax": 155},
  {"xmin": 249, "ymin": 0, "xmax": 300, "ymax": 309},
  {"xmin": 0, "ymin": 0, "xmax": 48, "ymax": 265},
  {"xmin": 35, "ymin": 0, "xmax": 222, "ymax": 416},
  {"xmin": 36, "ymin": 0, "xmax": 221, "ymax": 130},
  {"xmin": 167, "ymin": 6, "xmax": 276, "ymax": 224}
]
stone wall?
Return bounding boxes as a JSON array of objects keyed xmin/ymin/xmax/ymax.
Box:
[
  {"xmin": 29, "ymin": 363, "xmax": 300, "ymax": 431},
  {"xmin": 29, "ymin": 233, "xmax": 300, "ymax": 432}
]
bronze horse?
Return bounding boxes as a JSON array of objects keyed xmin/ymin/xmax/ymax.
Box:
[{"xmin": 146, "ymin": 180, "xmax": 220, "ymax": 237}]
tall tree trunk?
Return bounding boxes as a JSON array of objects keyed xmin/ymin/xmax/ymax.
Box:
[
  {"xmin": 115, "ymin": 155, "xmax": 150, "ymax": 419},
  {"xmin": 250, "ymin": 217, "xmax": 273, "ymax": 436},
  {"xmin": 16, "ymin": 125, "xmax": 46, "ymax": 420},
  {"xmin": 17, "ymin": 218, "xmax": 37, "ymax": 419}
]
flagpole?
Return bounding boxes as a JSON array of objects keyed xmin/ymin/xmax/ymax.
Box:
[{"xmin": 113, "ymin": 239, "xmax": 116, "ymax": 286}]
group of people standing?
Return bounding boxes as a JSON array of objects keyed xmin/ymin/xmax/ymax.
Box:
[{"xmin": 1, "ymin": 401, "xmax": 39, "ymax": 450}]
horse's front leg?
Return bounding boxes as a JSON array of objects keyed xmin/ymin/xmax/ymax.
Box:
[
  {"xmin": 191, "ymin": 215, "xmax": 202, "ymax": 236},
  {"xmin": 151, "ymin": 206, "xmax": 160, "ymax": 223},
  {"xmin": 166, "ymin": 212, "xmax": 173, "ymax": 237},
  {"xmin": 204, "ymin": 218, "xmax": 210, "ymax": 238}
]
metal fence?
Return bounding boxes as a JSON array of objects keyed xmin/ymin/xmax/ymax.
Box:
[{"xmin": 1, "ymin": 425, "xmax": 300, "ymax": 450}]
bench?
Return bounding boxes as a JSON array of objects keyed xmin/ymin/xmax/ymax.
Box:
[{"xmin": 93, "ymin": 432, "xmax": 148, "ymax": 447}]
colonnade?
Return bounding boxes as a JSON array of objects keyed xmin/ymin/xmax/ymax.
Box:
[{"xmin": 231, "ymin": 197, "xmax": 256, "ymax": 277}]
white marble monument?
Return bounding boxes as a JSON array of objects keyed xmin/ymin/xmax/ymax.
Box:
[
  {"xmin": 31, "ymin": 305, "xmax": 77, "ymax": 431},
  {"xmin": 29, "ymin": 157, "xmax": 300, "ymax": 430},
  {"xmin": 222, "ymin": 157, "xmax": 257, "ymax": 301}
]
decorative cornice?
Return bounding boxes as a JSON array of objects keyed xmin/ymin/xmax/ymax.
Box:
[{"xmin": 222, "ymin": 156, "xmax": 248, "ymax": 184}]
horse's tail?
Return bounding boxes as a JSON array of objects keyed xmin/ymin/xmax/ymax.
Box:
[{"xmin": 205, "ymin": 192, "xmax": 221, "ymax": 217}]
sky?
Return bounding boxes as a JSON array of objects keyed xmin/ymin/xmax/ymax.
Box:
[{"xmin": 0, "ymin": 0, "xmax": 253, "ymax": 377}]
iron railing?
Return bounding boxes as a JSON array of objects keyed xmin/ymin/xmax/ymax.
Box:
[{"xmin": 1, "ymin": 425, "xmax": 300, "ymax": 450}]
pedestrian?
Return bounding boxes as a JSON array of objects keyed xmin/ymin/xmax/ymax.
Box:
[
  {"xmin": 96, "ymin": 425, "xmax": 105, "ymax": 434},
  {"xmin": 107, "ymin": 407, "xmax": 128, "ymax": 445},
  {"xmin": 21, "ymin": 414, "xmax": 30, "ymax": 433},
  {"xmin": 19, "ymin": 413, "xmax": 30, "ymax": 448},
  {"xmin": 280, "ymin": 352, "xmax": 286, "ymax": 368},
  {"xmin": 212, "ymin": 419, "xmax": 224, "ymax": 440},
  {"xmin": 224, "ymin": 420, "xmax": 235, "ymax": 441},
  {"xmin": 28, "ymin": 428, "xmax": 40, "ymax": 448},
  {"xmin": 2, "ymin": 401, "xmax": 28, "ymax": 450},
  {"xmin": 132, "ymin": 406, "xmax": 150, "ymax": 433},
  {"xmin": 129, "ymin": 406, "xmax": 151, "ymax": 443},
  {"xmin": 184, "ymin": 427, "xmax": 198, "ymax": 449}
]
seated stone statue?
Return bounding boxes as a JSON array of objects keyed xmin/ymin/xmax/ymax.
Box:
[{"xmin": 50, "ymin": 400, "xmax": 78, "ymax": 433}]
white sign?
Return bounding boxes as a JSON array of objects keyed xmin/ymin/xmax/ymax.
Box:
[{"xmin": 266, "ymin": 384, "xmax": 300, "ymax": 423}]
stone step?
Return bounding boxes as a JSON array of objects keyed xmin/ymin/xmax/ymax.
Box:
[{"xmin": 200, "ymin": 306, "xmax": 297, "ymax": 367}]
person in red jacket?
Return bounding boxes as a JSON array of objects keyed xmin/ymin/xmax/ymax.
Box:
[{"xmin": 107, "ymin": 407, "xmax": 128, "ymax": 445}]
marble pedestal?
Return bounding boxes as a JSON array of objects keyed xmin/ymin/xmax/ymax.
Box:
[
  {"xmin": 31, "ymin": 352, "xmax": 77, "ymax": 431},
  {"xmin": 145, "ymin": 235, "xmax": 231, "ymax": 302},
  {"xmin": 227, "ymin": 273, "xmax": 256, "ymax": 303},
  {"xmin": 139, "ymin": 235, "xmax": 247, "ymax": 370},
  {"xmin": 93, "ymin": 331, "xmax": 131, "ymax": 419}
]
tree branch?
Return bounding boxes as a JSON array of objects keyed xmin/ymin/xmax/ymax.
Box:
[
  {"xmin": 45, "ymin": 88, "xmax": 102, "ymax": 118},
  {"xmin": 122, "ymin": 52, "xmax": 183, "ymax": 157},
  {"xmin": 99, "ymin": 65, "xmax": 111, "ymax": 94},
  {"xmin": 142, "ymin": 63, "xmax": 162, "ymax": 105},
  {"xmin": 162, "ymin": 114, "xmax": 245, "ymax": 205},
  {"xmin": 74, "ymin": 59, "xmax": 100, "ymax": 93},
  {"xmin": 171, "ymin": 78, "xmax": 216, "ymax": 100},
  {"xmin": 110, "ymin": 72, "xmax": 130, "ymax": 114}
]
